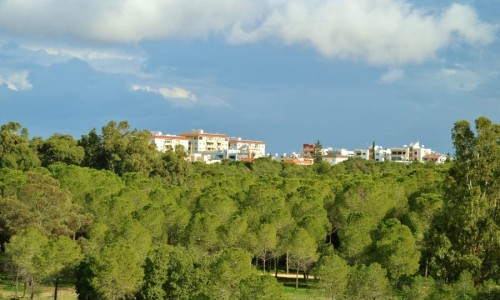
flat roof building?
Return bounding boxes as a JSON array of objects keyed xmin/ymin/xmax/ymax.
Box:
[{"xmin": 150, "ymin": 131, "xmax": 189, "ymax": 152}]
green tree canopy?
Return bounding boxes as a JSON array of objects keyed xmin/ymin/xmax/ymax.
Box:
[
  {"xmin": 4, "ymin": 228, "xmax": 49, "ymax": 299},
  {"xmin": 373, "ymin": 218, "xmax": 420, "ymax": 282},
  {"xmin": 35, "ymin": 236, "xmax": 83, "ymax": 300},
  {"xmin": 314, "ymin": 252, "xmax": 350, "ymax": 300},
  {"xmin": 90, "ymin": 241, "xmax": 145, "ymax": 299},
  {"xmin": 287, "ymin": 228, "xmax": 319, "ymax": 289},
  {"xmin": 347, "ymin": 263, "xmax": 392, "ymax": 300},
  {"xmin": 36, "ymin": 134, "xmax": 84, "ymax": 167},
  {"xmin": 0, "ymin": 122, "xmax": 40, "ymax": 170}
]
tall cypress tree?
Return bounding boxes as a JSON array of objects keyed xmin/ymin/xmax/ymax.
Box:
[
  {"xmin": 372, "ymin": 141, "xmax": 376, "ymax": 161},
  {"xmin": 314, "ymin": 140, "xmax": 323, "ymax": 163}
]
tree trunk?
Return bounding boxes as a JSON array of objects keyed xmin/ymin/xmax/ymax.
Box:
[
  {"xmin": 15, "ymin": 271, "xmax": 19, "ymax": 299},
  {"xmin": 263, "ymin": 257, "xmax": 266, "ymax": 273},
  {"xmin": 425, "ymin": 257, "xmax": 429, "ymax": 278},
  {"xmin": 54, "ymin": 278, "xmax": 59, "ymax": 300},
  {"xmin": 30, "ymin": 276, "xmax": 34, "ymax": 300},
  {"xmin": 286, "ymin": 252, "xmax": 289, "ymax": 274},
  {"xmin": 295, "ymin": 267, "xmax": 299, "ymax": 289},
  {"xmin": 274, "ymin": 257, "xmax": 278, "ymax": 278}
]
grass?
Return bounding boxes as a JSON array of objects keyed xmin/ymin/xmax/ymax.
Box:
[
  {"xmin": 277, "ymin": 275, "xmax": 324, "ymax": 300},
  {"xmin": 283, "ymin": 285, "xmax": 317, "ymax": 300},
  {"xmin": 0, "ymin": 273, "xmax": 77, "ymax": 300},
  {"xmin": 1, "ymin": 270, "xmax": 317, "ymax": 299}
]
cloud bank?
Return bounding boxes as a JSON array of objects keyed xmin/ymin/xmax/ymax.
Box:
[
  {"xmin": 228, "ymin": 1, "xmax": 496, "ymax": 65},
  {"xmin": 0, "ymin": 0, "xmax": 496, "ymax": 65}
]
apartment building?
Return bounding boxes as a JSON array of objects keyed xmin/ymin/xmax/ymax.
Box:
[
  {"xmin": 353, "ymin": 145, "xmax": 391, "ymax": 162},
  {"xmin": 150, "ymin": 129, "xmax": 266, "ymax": 163},
  {"xmin": 390, "ymin": 142, "xmax": 432, "ymax": 163},
  {"xmin": 300, "ymin": 141, "xmax": 444, "ymax": 165},
  {"xmin": 179, "ymin": 129, "xmax": 229, "ymax": 153},
  {"xmin": 150, "ymin": 131, "xmax": 189, "ymax": 152},
  {"xmin": 302, "ymin": 144, "xmax": 315, "ymax": 158},
  {"xmin": 229, "ymin": 138, "xmax": 266, "ymax": 159},
  {"xmin": 301, "ymin": 143, "xmax": 334, "ymax": 158}
]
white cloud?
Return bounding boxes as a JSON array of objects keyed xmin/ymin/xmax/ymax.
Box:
[
  {"xmin": 441, "ymin": 68, "xmax": 458, "ymax": 76},
  {"xmin": 0, "ymin": 1, "xmax": 495, "ymax": 65},
  {"xmin": 0, "ymin": 0, "xmax": 261, "ymax": 41},
  {"xmin": 131, "ymin": 84, "xmax": 197, "ymax": 102},
  {"xmin": 131, "ymin": 83, "xmax": 232, "ymax": 107},
  {"xmin": 0, "ymin": 71, "xmax": 33, "ymax": 91},
  {"xmin": 228, "ymin": 1, "xmax": 495, "ymax": 65},
  {"xmin": 437, "ymin": 67, "xmax": 481, "ymax": 92},
  {"xmin": 158, "ymin": 87, "xmax": 197, "ymax": 101},
  {"xmin": 19, "ymin": 44, "xmax": 148, "ymax": 76},
  {"xmin": 380, "ymin": 68, "xmax": 405, "ymax": 83}
]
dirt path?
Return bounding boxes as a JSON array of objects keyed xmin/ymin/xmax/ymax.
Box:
[{"xmin": 262, "ymin": 272, "xmax": 316, "ymax": 279}]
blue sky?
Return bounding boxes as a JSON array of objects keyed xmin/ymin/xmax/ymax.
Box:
[{"xmin": 0, "ymin": 0, "xmax": 498, "ymax": 155}]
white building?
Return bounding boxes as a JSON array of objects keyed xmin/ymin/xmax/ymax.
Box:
[
  {"xmin": 322, "ymin": 154, "xmax": 349, "ymax": 165},
  {"xmin": 353, "ymin": 145, "xmax": 391, "ymax": 162},
  {"xmin": 390, "ymin": 142, "xmax": 432, "ymax": 163},
  {"xmin": 337, "ymin": 149, "xmax": 355, "ymax": 158},
  {"xmin": 353, "ymin": 148, "xmax": 369, "ymax": 160},
  {"xmin": 150, "ymin": 131, "xmax": 189, "ymax": 152},
  {"xmin": 390, "ymin": 146, "xmax": 409, "ymax": 162},
  {"xmin": 409, "ymin": 142, "xmax": 432, "ymax": 162},
  {"xmin": 297, "ymin": 141, "xmax": 442, "ymax": 165},
  {"xmin": 179, "ymin": 129, "xmax": 230, "ymax": 154},
  {"xmin": 422, "ymin": 153, "xmax": 447, "ymax": 164},
  {"xmin": 177, "ymin": 129, "xmax": 266, "ymax": 163},
  {"xmin": 229, "ymin": 138, "xmax": 266, "ymax": 159},
  {"xmin": 373, "ymin": 146, "xmax": 392, "ymax": 162}
]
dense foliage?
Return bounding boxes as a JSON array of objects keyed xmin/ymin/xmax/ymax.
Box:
[{"xmin": 0, "ymin": 118, "xmax": 498, "ymax": 299}]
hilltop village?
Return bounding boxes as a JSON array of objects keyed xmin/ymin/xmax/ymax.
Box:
[{"xmin": 150, "ymin": 129, "xmax": 447, "ymax": 165}]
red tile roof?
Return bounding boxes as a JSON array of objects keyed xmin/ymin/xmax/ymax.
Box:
[
  {"xmin": 151, "ymin": 135, "xmax": 188, "ymax": 140},
  {"xmin": 281, "ymin": 158, "xmax": 314, "ymax": 166},
  {"xmin": 179, "ymin": 132, "xmax": 229, "ymax": 138},
  {"xmin": 229, "ymin": 139, "xmax": 265, "ymax": 144},
  {"xmin": 239, "ymin": 157, "xmax": 255, "ymax": 163}
]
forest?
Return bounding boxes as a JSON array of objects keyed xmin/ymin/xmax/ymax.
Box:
[{"xmin": 0, "ymin": 117, "xmax": 498, "ymax": 300}]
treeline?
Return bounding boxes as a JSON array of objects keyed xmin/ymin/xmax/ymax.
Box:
[{"xmin": 0, "ymin": 117, "xmax": 498, "ymax": 299}]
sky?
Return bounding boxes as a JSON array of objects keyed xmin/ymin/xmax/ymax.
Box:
[{"xmin": 0, "ymin": 0, "xmax": 499, "ymax": 155}]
